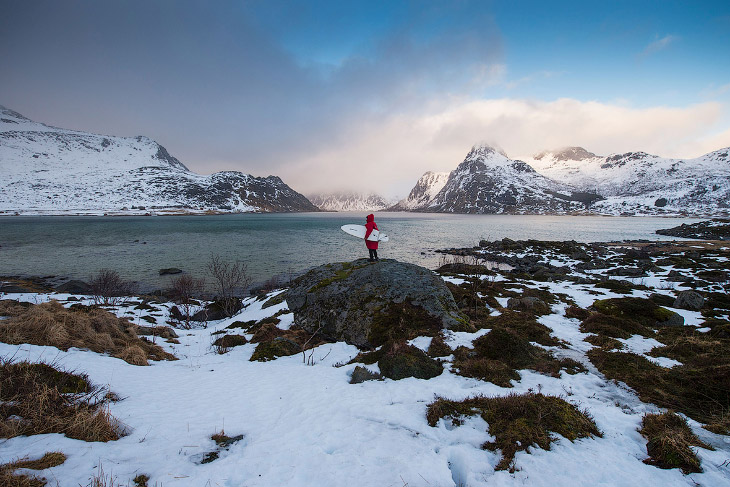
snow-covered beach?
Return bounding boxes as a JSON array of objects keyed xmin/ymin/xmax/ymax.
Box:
[{"xmin": 1, "ymin": 238, "xmax": 729, "ymax": 487}]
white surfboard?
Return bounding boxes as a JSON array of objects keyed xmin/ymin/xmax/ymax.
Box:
[{"xmin": 341, "ymin": 224, "xmax": 389, "ymax": 242}]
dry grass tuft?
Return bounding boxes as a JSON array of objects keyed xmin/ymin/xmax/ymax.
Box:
[
  {"xmin": 0, "ymin": 359, "xmax": 125, "ymax": 442},
  {"xmin": 640, "ymin": 412, "xmax": 712, "ymax": 473},
  {"xmin": 0, "ymin": 451, "xmax": 66, "ymax": 487},
  {"xmin": 0, "ymin": 300, "xmax": 176, "ymax": 365}
]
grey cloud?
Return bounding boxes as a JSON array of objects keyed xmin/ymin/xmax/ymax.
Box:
[{"xmin": 1, "ymin": 1, "xmax": 502, "ymax": 193}]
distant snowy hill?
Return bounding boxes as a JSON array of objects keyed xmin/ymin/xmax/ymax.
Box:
[
  {"xmin": 406, "ymin": 145, "xmax": 597, "ymax": 214},
  {"xmin": 307, "ymin": 192, "xmax": 394, "ymax": 212},
  {"xmin": 0, "ymin": 105, "xmax": 318, "ymax": 215},
  {"xmin": 390, "ymin": 171, "xmax": 449, "ymax": 210},
  {"xmin": 528, "ymin": 147, "xmax": 730, "ymax": 216}
]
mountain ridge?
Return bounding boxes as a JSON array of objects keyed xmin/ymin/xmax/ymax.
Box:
[{"xmin": 0, "ymin": 106, "xmax": 318, "ymax": 215}]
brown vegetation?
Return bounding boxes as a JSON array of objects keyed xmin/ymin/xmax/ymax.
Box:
[
  {"xmin": 640, "ymin": 412, "xmax": 712, "ymax": 473},
  {"xmin": 427, "ymin": 393, "xmax": 601, "ymax": 471},
  {"xmin": 0, "ymin": 300, "xmax": 176, "ymax": 365},
  {"xmin": 452, "ymin": 327, "xmax": 584, "ymax": 387},
  {"xmin": 89, "ymin": 269, "xmax": 138, "ymax": 306},
  {"xmin": 0, "ymin": 359, "xmax": 124, "ymax": 442},
  {"xmin": 0, "ymin": 452, "xmax": 66, "ymax": 487}
]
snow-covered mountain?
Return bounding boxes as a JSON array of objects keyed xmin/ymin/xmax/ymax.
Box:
[
  {"xmin": 408, "ymin": 144, "xmax": 597, "ymax": 214},
  {"xmin": 528, "ymin": 147, "xmax": 730, "ymax": 215},
  {"xmin": 307, "ymin": 192, "xmax": 394, "ymax": 212},
  {"xmin": 0, "ymin": 105, "xmax": 318, "ymax": 214},
  {"xmin": 390, "ymin": 171, "xmax": 449, "ymax": 210}
]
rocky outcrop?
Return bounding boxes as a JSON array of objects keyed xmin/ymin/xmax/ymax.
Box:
[
  {"xmin": 673, "ymin": 291, "xmax": 705, "ymax": 311},
  {"xmin": 656, "ymin": 220, "xmax": 730, "ymax": 240},
  {"xmin": 286, "ymin": 259, "xmax": 469, "ymax": 348}
]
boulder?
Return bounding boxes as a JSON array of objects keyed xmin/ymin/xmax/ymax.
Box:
[
  {"xmin": 55, "ymin": 280, "xmax": 92, "ymax": 294},
  {"xmin": 507, "ymin": 296, "xmax": 550, "ymax": 314},
  {"xmin": 286, "ymin": 259, "xmax": 469, "ymax": 348},
  {"xmin": 673, "ymin": 291, "xmax": 704, "ymax": 311},
  {"xmin": 159, "ymin": 268, "xmax": 183, "ymax": 276},
  {"xmin": 0, "ymin": 283, "xmax": 35, "ymax": 293},
  {"xmin": 667, "ymin": 270, "xmax": 692, "ymax": 282},
  {"xmin": 191, "ymin": 298, "xmax": 243, "ymax": 321}
]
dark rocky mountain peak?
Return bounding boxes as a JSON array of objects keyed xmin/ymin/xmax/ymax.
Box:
[{"xmin": 0, "ymin": 105, "xmax": 30, "ymax": 122}]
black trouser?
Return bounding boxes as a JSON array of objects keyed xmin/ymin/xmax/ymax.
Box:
[{"xmin": 368, "ymin": 249, "xmax": 378, "ymax": 261}]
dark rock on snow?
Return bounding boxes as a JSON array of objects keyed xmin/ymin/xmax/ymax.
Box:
[
  {"xmin": 286, "ymin": 259, "xmax": 466, "ymax": 348},
  {"xmin": 656, "ymin": 219, "xmax": 730, "ymax": 240},
  {"xmin": 0, "ymin": 282, "xmax": 36, "ymax": 293},
  {"xmin": 350, "ymin": 366, "xmax": 382, "ymax": 384},
  {"xmin": 673, "ymin": 290, "xmax": 705, "ymax": 311},
  {"xmin": 55, "ymin": 280, "xmax": 92, "ymax": 294}
]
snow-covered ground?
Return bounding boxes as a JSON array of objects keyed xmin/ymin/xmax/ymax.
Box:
[{"xmin": 2, "ymin": 255, "xmax": 729, "ymax": 487}]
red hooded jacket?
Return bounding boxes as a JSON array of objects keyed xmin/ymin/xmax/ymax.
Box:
[{"xmin": 364, "ymin": 214, "xmax": 379, "ymax": 250}]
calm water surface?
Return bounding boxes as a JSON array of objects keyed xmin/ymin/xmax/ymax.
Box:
[{"xmin": 0, "ymin": 213, "xmax": 699, "ymax": 292}]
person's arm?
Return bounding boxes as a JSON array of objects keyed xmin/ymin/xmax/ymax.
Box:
[{"xmin": 364, "ymin": 224, "xmax": 373, "ymax": 240}]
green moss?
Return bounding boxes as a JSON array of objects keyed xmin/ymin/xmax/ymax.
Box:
[
  {"xmin": 426, "ymin": 393, "xmax": 601, "ymax": 471},
  {"xmin": 640, "ymin": 412, "xmax": 711, "ymax": 474},
  {"xmin": 592, "ymin": 298, "xmax": 679, "ymax": 327},
  {"xmin": 134, "ymin": 302, "xmax": 159, "ymax": 311},
  {"xmin": 261, "ymin": 293, "xmax": 286, "ymax": 309},
  {"xmin": 594, "ymin": 280, "xmax": 636, "ymax": 294},
  {"xmin": 349, "ymin": 347, "xmax": 385, "ymax": 366},
  {"xmin": 697, "ymin": 270, "xmax": 728, "ymax": 282},
  {"xmin": 472, "ymin": 328, "xmax": 537, "ymax": 369},
  {"xmin": 378, "ymin": 342, "xmax": 443, "ymax": 380},
  {"xmin": 427, "ymin": 334, "xmax": 453, "ymax": 357},
  {"xmin": 306, "ymin": 262, "xmax": 371, "ymax": 293},
  {"xmin": 587, "ymin": 348, "xmax": 730, "ymax": 427},
  {"xmin": 649, "ymin": 294, "xmax": 676, "ymax": 307},
  {"xmin": 580, "ymin": 313, "xmax": 653, "ymax": 339},
  {"xmin": 226, "ymin": 320, "xmax": 257, "ymax": 331},
  {"xmin": 584, "ymin": 334, "xmax": 623, "ymax": 350},
  {"xmin": 453, "ymin": 356, "xmax": 520, "ymax": 387},
  {"xmin": 1, "ymin": 362, "xmax": 91, "ymax": 395},
  {"xmin": 483, "ymin": 311, "xmax": 561, "ymax": 347},
  {"xmin": 367, "ymin": 301, "xmax": 444, "ymax": 347},
  {"xmin": 249, "ymin": 323, "xmax": 286, "ymax": 343},
  {"xmin": 249, "ymin": 337, "xmax": 301, "ymax": 362},
  {"xmin": 705, "ymin": 292, "xmax": 730, "ymax": 311},
  {"xmin": 565, "ymin": 305, "xmax": 590, "ymax": 321},
  {"xmin": 452, "ymin": 327, "xmax": 580, "ymax": 386}
]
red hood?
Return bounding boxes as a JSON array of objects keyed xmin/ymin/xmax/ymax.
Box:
[{"xmin": 366, "ymin": 214, "xmax": 374, "ymax": 223}]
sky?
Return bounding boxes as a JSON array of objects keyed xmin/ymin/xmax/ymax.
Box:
[{"xmin": 2, "ymin": 0, "xmax": 730, "ymax": 198}]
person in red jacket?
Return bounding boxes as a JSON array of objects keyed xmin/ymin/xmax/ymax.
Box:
[{"xmin": 364, "ymin": 213, "xmax": 379, "ymax": 262}]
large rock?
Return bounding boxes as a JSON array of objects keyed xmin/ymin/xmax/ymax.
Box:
[
  {"xmin": 286, "ymin": 259, "xmax": 468, "ymax": 348},
  {"xmin": 55, "ymin": 280, "xmax": 92, "ymax": 294},
  {"xmin": 673, "ymin": 291, "xmax": 704, "ymax": 311}
]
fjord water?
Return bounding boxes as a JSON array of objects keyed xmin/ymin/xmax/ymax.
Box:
[{"xmin": 0, "ymin": 213, "xmax": 699, "ymax": 292}]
